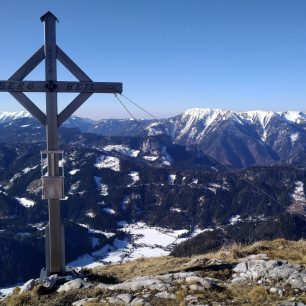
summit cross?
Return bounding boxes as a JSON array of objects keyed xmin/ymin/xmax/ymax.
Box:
[{"xmin": 0, "ymin": 11, "xmax": 122, "ymax": 275}]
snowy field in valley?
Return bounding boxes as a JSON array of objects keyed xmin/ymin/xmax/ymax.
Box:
[{"xmin": 68, "ymin": 222, "xmax": 207, "ymax": 269}]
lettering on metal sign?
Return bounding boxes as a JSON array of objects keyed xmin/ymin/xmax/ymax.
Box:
[
  {"xmin": 0, "ymin": 81, "xmax": 122, "ymax": 93},
  {"xmin": 0, "ymin": 81, "xmax": 34, "ymax": 90}
]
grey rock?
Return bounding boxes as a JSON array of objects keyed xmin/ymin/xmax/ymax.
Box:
[
  {"xmin": 155, "ymin": 291, "xmax": 176, "ymax": 299},
  {"xmin": 233, "ymin": 262, "xmax": 247, "ymax": 273},
  {"xmin": 42, "ymin": 274, "xmax": 58, "ymax": 289},
  {"xmin": 189, "ymin": 284, "xmax": 205, "ymax": 292},
  {"xmin": 269, "ymin": 287, "xmax": 278, "ymax": 293},
  {"xmin": 57, "ymin": 278, "xmax": 92, "ymax": 292},
  {"xmin": 131, "ymin": 298, "xmax": 146, "ymax": 306},
  {"xmin": 184, "ymin": 295, "xmax": 198, "ymax": 301},
  {"xmin": 288, "ymin": 275, "xmax": 304, "ymax": 290},
  {"xmin": 19, "ymin": 279, "xmax": 35, "ymax": 293},
  {"xmin": 107, "ymin": 296, "xmax": 126, "ymax": 305},
  {"xmin": 116, "ymin": 293, "xmax": 133, "ymax": 304},
  {"xmin": 173, "ymin": 272, "xmax": 196, "ymax": 279},
  {"xmin": 186, "ymin": 275, "xmax": 204, "ymax": 285},
  {"xmin": 95, "ymin": 283, "xmax": 110, "ymax": 290},
  {"xmin": 72, "ymin": 298, "xmax": 98, "ymax": 306},
  {"xmin": 107, "ymin": 275, "xmax": 174, "ymax": 292}
]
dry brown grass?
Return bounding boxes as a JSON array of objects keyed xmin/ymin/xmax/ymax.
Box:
[
  {"xmin": 93, "ymin": 239, "xmax": 306, "ymax": 283},
  {"xmin": 3, "ymin": 239, "xmax": 306, "ymax": 306},
  {"xmin": 203, "ymin": 239, "xmax": 306, "ymax": 264},
  {"xmin": 91, "ymin": 256, "xmax": 191, "ymax": 282}
]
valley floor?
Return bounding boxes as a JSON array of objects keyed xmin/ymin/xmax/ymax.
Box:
[{"xmin": 68, "ymin": 222, "xmax": 207, "ymax": 269}]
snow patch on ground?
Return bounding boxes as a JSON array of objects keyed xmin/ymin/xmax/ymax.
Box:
[
  {"xmin": 230, "ymin": 215, "xmax": 241, "ymax": 225},
  {"xmin": 292, "ymin": 181, "xmax": 305, "ymax": 202},
  {"xmin": 22, "ymin": 165, "xmax": 38, "ymax": 174},
  {"xmin": 69, "ymin": 169, "xmax": 80, "ymax": 175},
  {"xmin": 128, "ymin": 171, "xmax": 140, "ymax": 186},
  {"xmin": 103, "ymin": 207, "xmax": 116, "ymax": 214},
  {"xmin": 94, "ymin": 176, "xmax": 108, "ymax": 196},
  {"xmin": 103, "ymin": 145, "xmax": 140, "ymax": 157},
  {"xmin": 68, "ymin": 223, "xmax": 209, "ymax": 269},
  {"xmin": 289, "ymin": 181, "xmax": 306, "ymax": 215},
  {"xmin": 290, "ymin": 133, "xmax": 299, "ymax": 144},
  {"xmin": 15, "ymin": 197, "xmax": 35, "ymax": 208},
  {"xmin": 170, "ymin": 207, "xmax": 182, "ymax": 213},
  {"xmin": 86, "ymin": 211, "xmax": 96, "ymax": 218},
  {"xmin": 78, "ymin": 223, "xmax": 115, "ymax": 238},
  {"xmin": 169, "ymin": 174, "xmax": 176, "ymax": 185},
  {"xmin": 142, "ymin": 155, "xmax": 159, "ymax": 161},
  {"xmin": 95, "ymin": 155, "xmax": 120, "ymax": 172},
  {"xmin": 0, "ymin": 285, "xmax": 19, "ymax": 299}
]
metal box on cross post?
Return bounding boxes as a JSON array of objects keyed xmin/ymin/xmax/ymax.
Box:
[{"xmin": 41, "ymin": 150, "xmax": 65, "ymax": 200}]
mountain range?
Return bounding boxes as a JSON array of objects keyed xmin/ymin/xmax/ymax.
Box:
[
  {"xmin": 0, "ymin": 108, "xmax": 306, "ymax": 286},
  {"xmin": 1, "ymin": 108, "xmax": 306, "ymax": 168}
]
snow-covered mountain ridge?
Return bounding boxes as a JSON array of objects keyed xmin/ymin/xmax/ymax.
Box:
[
  {"xmin": 1, "ymin": 108, "xmax": 306, "ymax": 168},
  {"xmin": 1, "ymin": 108, "xmax": 305, "ymax": 125}
]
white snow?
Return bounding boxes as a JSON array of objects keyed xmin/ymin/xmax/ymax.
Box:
[
  {"xmin": 0, "ymin": 111, "xmax": 31, "ymax": 122},
  {"xmin": 15, "ymin": 197, "xmax": 35, "ymax": 208},
  {"xmin": 86, "ymin": 211, "xmax": 96, "ymax": 218},
  {"xmin": 103, "ymin": 207, "xmax": 116, "ymax": 214},
  {"xmin": 69, "ymin": 169, "xmax": 80, "ymax": 175},
  {"xmin": 78, "ymin": 223, "xmax": 115, "ymax": 238},
  {"xmin": 22, "ymin": 165, "xmax": 38, "ymax": 174},
  {"xmin": 290, "ymin": 133, "xmax": 299, "ymax": 144},
  {"xmin": 142, "ymin": 155, "xmax": 159, "ymax": 161},
  {"xmin": 69, "ymin": 181, "xmax": 80, "ymax": 193},
  {"xmin": 170, "ymin": 208, "xmax": 182, "ymax": 213},
  {"xmin": 178, "ymin": 108, "xmax": 231, "ymax": 141},
  {"xmin": 241, "ymin": 111, "xmax": 275, "ymax": 141},
  {"xmin": 229, "ymin": 215, "xmax": 241, "ymax": 225},
  {"xmin": 291, "ymin": 181, "xmax": 306, "ymax": 203},
  {"xmin": 68, "ymin": 222, "xmax": 207, "ymax": 269},
  {"xmin": 169, "ymin": 174, "xmax": 176, "ymax": 185},
  {"xmin": 103, "ymin": 145, "xmax": 140, "ymax": 157},
  {"xmin": 94, "ymin": 176, "xmax": 108, "ymax": 196},
  {"xmin": 95, "ymin": 155, "xmax": 120, "ymax": 172},
  {"xmin": 0, "ymin": 285, "xmax": 19, "ymax": 299},
  {"xmin": 128, "ymin": 171, "xmax": 140, "ymax": 186},
  {"xmin": 282, "ymin": 111, "xmax": 306, "ymax": 124}
]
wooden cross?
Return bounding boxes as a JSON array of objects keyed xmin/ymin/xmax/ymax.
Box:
[{"xmin": 0, "ymin": 11, "xmax": 122, "ymax": 275}]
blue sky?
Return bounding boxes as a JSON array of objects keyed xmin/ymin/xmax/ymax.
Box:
[{"xmin": 0, "ymin": 0, "xmax": 305, "ymax": 119}]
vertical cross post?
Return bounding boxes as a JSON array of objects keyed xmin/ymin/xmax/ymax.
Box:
[
  {"xmin": 0, "ymin": 11, "xmax": 122, "ymax": 277},
  {"xmin": 41, "ymin": 12, "xmax": 64, "ymax": 275}
]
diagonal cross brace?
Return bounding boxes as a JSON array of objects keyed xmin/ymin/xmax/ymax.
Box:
[
  {"xmin": 8, "ymin": 47, "xmax": 47, "ymax": 125},
  {"xmin": 57, "ymin": 46, "xmax": 93, "ymax": 126}
]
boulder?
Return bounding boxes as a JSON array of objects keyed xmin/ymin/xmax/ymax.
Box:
[
  {"xmin": 57, "ymin": 278, "xmax": 92, "ymax": 292},
  {"xmin": 72, "ymin": 298, "xmax": 98, "ymax": 306},
  {"xmin": 19, "ymin": 279, "xmax": 35, "ymax": 293}
]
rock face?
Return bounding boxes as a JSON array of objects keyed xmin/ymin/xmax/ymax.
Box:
[{"xmin": 232, "ymin": 254, "xmax": 306, "ymax": 291}]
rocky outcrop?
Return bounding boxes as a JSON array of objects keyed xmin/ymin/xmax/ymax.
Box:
[{"xmin": 3, "ymin": 252, "xmax": 306, "ymax": 305}]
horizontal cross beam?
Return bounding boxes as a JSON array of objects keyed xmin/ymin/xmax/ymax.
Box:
[{"xmin": 0, "ymin": 80, "xmax": 122, "ymax": 93}]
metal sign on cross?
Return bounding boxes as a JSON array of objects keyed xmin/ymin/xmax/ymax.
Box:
[{"xmin": 0, "ymin": 12, "xmax": 122, "ymax": 275}]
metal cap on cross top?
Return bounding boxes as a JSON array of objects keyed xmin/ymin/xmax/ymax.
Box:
[{"xmin": 0, "ymin": 12, "xmax": 123, "ymax": 275}]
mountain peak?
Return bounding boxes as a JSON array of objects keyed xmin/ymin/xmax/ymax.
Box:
[
  {"xmin": 182, "ymin": 108, "xmax": 229, "ymax": 118},
  {"xmin": 0, "ymin": 111, "xmax": 31, "ymax": 123}
]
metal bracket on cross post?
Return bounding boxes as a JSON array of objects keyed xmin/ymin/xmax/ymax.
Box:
[{"xmin": 0, "ymin": 11, "xmax": 123, "ymax": 276}]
